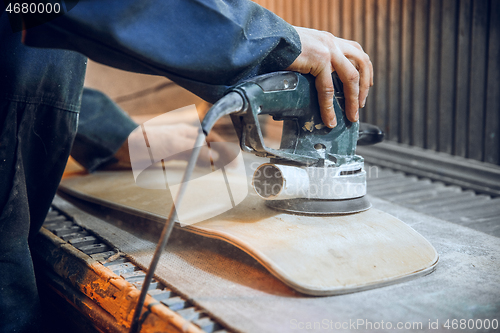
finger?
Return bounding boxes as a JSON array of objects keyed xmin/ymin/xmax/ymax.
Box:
[
  {"xmin": 331, "ymin": 54, "xmax": 360, "ymax": 122},
  {"xmin": 347, "ymin": 39, "xmax": 364, "ymax": 52},
  {"xmin": 358, "ymin": 55, "xmax": 372, "ymax": 108},
  {"xmin": 315, "ymin": 68, "xmax": 337, "ymax": 128},
  {"xmin": 369, "ymin": 58, "xmax": 374, "ymax": 87}
]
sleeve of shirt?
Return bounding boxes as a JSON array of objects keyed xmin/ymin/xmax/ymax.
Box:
[
  {"xmin": 70, "ymin": 88, "xmax": 138, "ymax": 172},
  {"xmin": 22, "ymin": 0, "xmax": 302, "ymax": 103}
]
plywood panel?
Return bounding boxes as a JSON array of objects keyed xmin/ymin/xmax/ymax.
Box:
[{"xmin": 59, "ymin": 169, "xmax": 439, "ymax": 296}]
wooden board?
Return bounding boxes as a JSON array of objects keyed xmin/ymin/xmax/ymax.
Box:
[{"xmin": 59, "ymin": 166, "xmax": 438, "ymax": 296}]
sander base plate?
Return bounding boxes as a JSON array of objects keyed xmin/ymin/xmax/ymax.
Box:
[{"xmin": 265, "ymin": 196, "xmax": 372, "ymax": 215}]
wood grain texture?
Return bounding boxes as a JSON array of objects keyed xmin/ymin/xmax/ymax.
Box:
[{"xmin": 59, "ymin": 168, "xmax": 438, "ymax": 296}]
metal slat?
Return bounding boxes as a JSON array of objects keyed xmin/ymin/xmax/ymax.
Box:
[
  {"xmin": 329, "ymin": 0, "xmax": 342, "ymax": 37},
  {"xmin": 388, "ymin": 185, "xmax": 449, "ymax": 206},
  {"xmin": 484, "ymin": 0, "xmax": 500, "ymax": 165},
  {"xmin": 432, "ymin": 195, "xmax": 493, "ymax": 218},
  {"xmin": 368, "ymin": 170, "xmax": 499, "ymax": 236},
  {"xmin": 438, "ymin": 0, "xmax": 458, "ymax": 155},
  {"xmin": 454, "ymin": 0, "xmax": 472, "ymax": 158},
  {"xmin": 449, "ymin": 199, "xmax": 500, "ymax": 219},
  {"xmin": 387, "ymin": 0, "xmax": 402, "ymax": 141},
  {"xmin": 353, "ymin": 0, "xmax": 364, "ymax": 46},
  {"xmin": 341, "ymin": 0, "xmax": 353, "ymax": 40},
  {"xmin": 366, "ymin": 169, "xmax": 404, "ymax": 182},
  {"xmin": 363, "ymin": 0, "xmax": 376, "ymax": 125},
  {"xmin": 411, "ymin": 0, "xmax": 428, "ymax": 148},
  {"xmin": 373, "ymin": 180, "xmax": 434, "ymax": 200},
  {"xmin": 309, "ymin": 0, "xmax": 320, "ymax": 30},
  {"xmin": 387, "ymin": 183, "xmax": 456, "ymax": 204},
  {"xmin": 467, "ymin": 0, "xmax": 490, "ymax": 161},
  {"xmin": 300, "ymin": 0, "xmax": 311, "ymax": 29},
  {"xmin": 375, "ymin": 0, "xmax": 389, "ymax": 135},
  {"xmin": 400, "ymin": 0, "xmax": 413, "ymax": 145},
  {"xmin": 368, "ymin": 176, "xmax": 422, "ymax": 193},
  {"xmin": 366, "ymin": 171, "xmax": 406, "ymax": 185},
  {"xmin": 425, "ymin": 0, "xmax": 441, "ymax": 151},
  {"xmin": 408, "ymin": 190, "xmax": 475, "ymax": 210}
]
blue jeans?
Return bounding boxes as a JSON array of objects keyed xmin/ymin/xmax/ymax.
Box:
[{"xmin": 0, "ymin": 13, "xmax": 85, "ymax": 332}]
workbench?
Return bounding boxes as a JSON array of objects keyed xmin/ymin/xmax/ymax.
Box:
[{"xmin": 32, "ymin": 149, "xmax": 500, "ymax": 333}]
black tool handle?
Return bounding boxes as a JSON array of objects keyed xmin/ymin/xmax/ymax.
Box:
[{"xmin": 358, "ymin": 122, "xmax": 384, "ymax": 145}]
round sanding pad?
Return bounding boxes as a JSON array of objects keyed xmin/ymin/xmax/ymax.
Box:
[{"xmin": 265, "ymin": 197, "xmax": 372, "ymax": 215}]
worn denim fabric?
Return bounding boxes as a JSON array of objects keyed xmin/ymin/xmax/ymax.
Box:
[
  {"xmin": 22, "ymin": 0, "xmax": 301, "ymax": 103},
  {"xmin": 72, "ymin": 88, "xmax": 138, "ymax": 172},
  {"xmin": 0, "ymin": 13, "xmax": 86, "ymax": 332}
]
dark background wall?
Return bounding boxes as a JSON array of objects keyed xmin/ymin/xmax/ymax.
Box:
[{"xmin": 255, "ymin": 0, "xmax": 500, "ymax": 166}]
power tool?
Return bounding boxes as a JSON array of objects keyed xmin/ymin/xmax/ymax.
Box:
[{"xmin": 201, "ymin": 71, "xmax": 383, "ymax": 215}]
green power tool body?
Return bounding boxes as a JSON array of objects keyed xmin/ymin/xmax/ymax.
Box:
[{"xmin": 201, "ymin": 71, "xmax": 382, "ymax": 215}]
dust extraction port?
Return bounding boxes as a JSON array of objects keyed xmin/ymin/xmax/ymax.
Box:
[{"xmin": 253, "ymin": 164, "xmax": 284, "ymax": 199}]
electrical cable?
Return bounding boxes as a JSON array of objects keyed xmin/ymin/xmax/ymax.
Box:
[
  {"xmin": 128, "ymin": 131, "xmax": 206, "ymax": 333},
  {"xmin": 128, "ymin": 92, "xmax": 244, "ymax": 333}
]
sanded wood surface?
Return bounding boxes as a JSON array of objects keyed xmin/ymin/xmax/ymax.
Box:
[{"xmin": 60, "ymin": 167, "xmax": 438, "ymax": 296}]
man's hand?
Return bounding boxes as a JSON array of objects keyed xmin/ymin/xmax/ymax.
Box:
[
  {"xmin": 112, "ymin": 124, "xmax": 235, "ymax": 170},
  {"xmin": 286, "ymin": 27, "xmax": 373, "ymax": 128}
]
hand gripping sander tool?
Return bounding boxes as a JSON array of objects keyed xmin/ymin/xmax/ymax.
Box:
[{"xmin": 201, "ymin": 71, "xmax": 383, "ymax": 215}]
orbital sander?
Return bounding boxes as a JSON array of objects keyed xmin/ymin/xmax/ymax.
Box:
[{"xmin": 201, "ymin": 71, "xmax": 383, "ymax": 215}]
